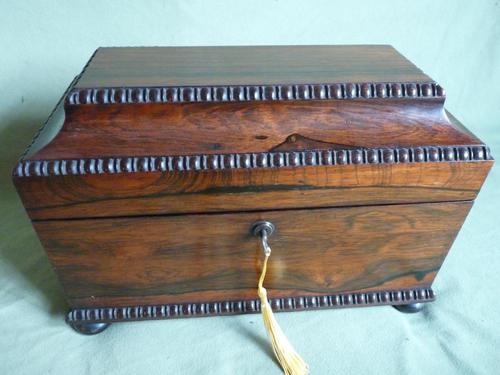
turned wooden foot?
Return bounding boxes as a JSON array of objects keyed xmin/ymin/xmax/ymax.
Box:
[
  {"xmin": 68, "ymin": 321, "xmax": 111, "ymax": 335},
  {"xmin": 394, "ymin": 302, "xmax": 425, "ymax": 313}
]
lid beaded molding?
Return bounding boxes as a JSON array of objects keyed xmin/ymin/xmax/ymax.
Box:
[
  {"xmin": 14, "ymin": 144, "xmax": 491, "ymax": 178},
  {"xmin": 66, "ymin": 81, "xmax": 445, "ymax": 105}
]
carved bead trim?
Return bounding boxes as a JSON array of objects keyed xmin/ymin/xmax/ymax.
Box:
[
  {"xmin": 14, "ymin": 145, "xmax": 492, "ymax": 178},
  {"xmin": 66, "ymin": 82, "xmax": 445, "ymax": 105},
  {"xmin": 66, "ymin": 287, "xmax": 435, "ymax": 323}
]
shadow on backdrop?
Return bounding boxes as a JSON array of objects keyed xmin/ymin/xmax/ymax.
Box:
[{"xmin": 0, "ymin": 108, "xmax": 67, "ymax": 317}]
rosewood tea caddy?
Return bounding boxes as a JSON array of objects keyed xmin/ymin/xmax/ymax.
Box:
[{"xmin": 13, "ymin": 45, "xmax": 493, "ymax": 335}]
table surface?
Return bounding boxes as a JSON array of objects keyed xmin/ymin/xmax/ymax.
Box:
[{"xmin": 1, "ymin": 1, "xmax": 499, "ymax": 374}]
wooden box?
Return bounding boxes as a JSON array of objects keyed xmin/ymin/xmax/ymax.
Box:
[{"xmin": 13, "ymin": 45, "xmax": 493, "ymax": 334}]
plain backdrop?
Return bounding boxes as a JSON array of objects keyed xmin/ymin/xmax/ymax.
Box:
[{"xmin": 0, "ymin": 1, "xmax": 499, "ymax": 374}]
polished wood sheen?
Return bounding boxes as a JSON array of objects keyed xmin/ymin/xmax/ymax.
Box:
[
  {"xmin": 34, "ymin": 201, "xmax": 470, "ymax": 308},
  {"xmin": 75, "ymin": 45, "xmax": 432, "ymax": 88},
  {"xmin": 30, "ymin": 100, "xmax": 480, "ymax": 160},
  {"xmin": 15, "ymin": 160, "xmax": 492, "ymax": 220},
  {"xmin": 22, "ymin": 46, "xmax": 460, "ymax": 161},
  {"xmin": 12, "ymin": 46, "xmax": 493, "ymax": 328}
]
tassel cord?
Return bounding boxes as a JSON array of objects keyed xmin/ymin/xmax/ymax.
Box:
[{"xmin": 257, "ymin": 230, "xmax": 309, "ymax": 375}]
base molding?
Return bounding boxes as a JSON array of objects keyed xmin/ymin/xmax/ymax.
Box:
[{"xmin": 66, "ymin": 287, "xmax": 435, "ymax": 324}]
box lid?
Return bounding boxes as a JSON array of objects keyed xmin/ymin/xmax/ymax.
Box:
[{"xmin": 13, "ymin": 45, "xmax": 493, "ymax": 220}]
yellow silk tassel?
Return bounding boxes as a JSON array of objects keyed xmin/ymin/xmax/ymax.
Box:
[{"xmin": 258, "ymin": 253, "xmax": 309, "ymax": 375}]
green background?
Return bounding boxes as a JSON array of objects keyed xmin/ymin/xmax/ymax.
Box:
[{"xmin": 1, "ymin": 1, "xmax": 499, "ymax": 374}]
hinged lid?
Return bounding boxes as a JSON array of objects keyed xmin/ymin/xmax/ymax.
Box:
[{"xmin": 13, "ymin": 45, "xmax": 493, "ymax": 220}]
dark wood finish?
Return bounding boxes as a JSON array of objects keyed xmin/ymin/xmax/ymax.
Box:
[
  {"xmin": 67, "ymin": 321, "xmax": 110, "ymax": 335},
  {"xmin": 34, "ymin": 201, "xmax": 470, "ymax": 308},
  {"xmin": 66, "ymin": 82, "xmax": 444, "ymax": 105},
  {"xmin": 12, "ymin": 46, "xmax": 493, "ymax": 329},
  {"xmin": 27, "ymin": 100, "xmax": 481, "ymax": 160},
  {"xmin": 66, "ymin": 287, "xmax": 436, "ymax": 324},
  {"xmin": 22, "ymin": 46, "xmax": 478, "ymax": 162},
  {"xmin": 15, "ymin": 158, "xmax": 492, "ymax": 220},
  {"xmin": 74, "ymin": 45, "xmax": 432, "ymax": 88}
]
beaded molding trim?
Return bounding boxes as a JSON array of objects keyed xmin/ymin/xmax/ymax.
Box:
[
  {"xmin": 66, "ymin": 81, "xmax": 445, "ymax": 105},
  {"xmin": 66, "ymin": 287, "xmax": 435, "ymax": 323},
  {"xmin": 14, "ymin": 145, "xmax": 491, "ymax": 178}
]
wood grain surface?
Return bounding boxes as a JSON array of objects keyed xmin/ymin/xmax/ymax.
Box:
[
  {"xmin": 75, "ymin": 45, "xmax": 431, "ymax": 88},
  {"xmin": 16, "ymin": 160, "xmax": 491, "ymax": 220},
  {"xmin": 34, "ymin": 201, "xmax": 471, "ymax": 308},
  {"xmin": 66, "ymin": 287, "xmax": 437, "ymax": 323},
  {"xmin": 12, "ymin": 46, "xmax": 493, "ymax": 321},
  {"xmin": 29, "ymin": 99, "xmax": 480, "ymax": 160}
]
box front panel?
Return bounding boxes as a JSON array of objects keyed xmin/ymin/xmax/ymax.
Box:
[
  {"xmin": 34, "ymin": 201, "xmax": 471, "ymax": 308},
  {"xmin": 16, "ymin": 159, "xmax": 491, "ymax": 220}
]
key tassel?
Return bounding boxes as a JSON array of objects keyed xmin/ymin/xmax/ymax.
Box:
[{"xmin": 258, "ymin": 250, "xmax": 309, "ymax": 375}]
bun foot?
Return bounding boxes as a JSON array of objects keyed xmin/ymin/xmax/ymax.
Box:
[
  {"xmin": 68, "ymin": 321, "xmax": 110, "ymax": 335},
  {"xmin": 394, "ymin": 302, "xmax": 425, "ymax": 313}
]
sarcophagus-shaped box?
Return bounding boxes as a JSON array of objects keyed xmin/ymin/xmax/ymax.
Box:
[{"xmin": 13, "ymin": 45, "xmax": 493, "ymax": 334}]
